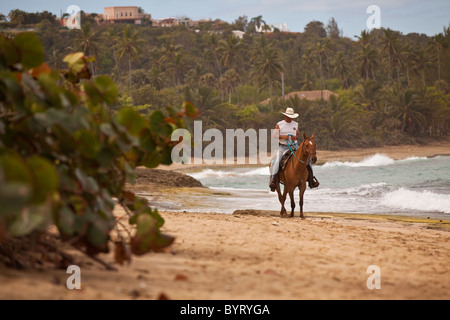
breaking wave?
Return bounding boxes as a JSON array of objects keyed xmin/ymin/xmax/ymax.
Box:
[{"xmin": 322, "ymin": 154, "xmax": 427, "ymax": 168}]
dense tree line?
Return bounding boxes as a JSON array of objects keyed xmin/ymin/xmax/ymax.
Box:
[{"xmin": 3, "ymin": 12, "xmax": 449, "ymax": 149}]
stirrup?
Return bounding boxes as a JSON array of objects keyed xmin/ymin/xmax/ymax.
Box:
[{"xmin": 309, "ymin": 177, "xmax": 320, "ymax": 189}]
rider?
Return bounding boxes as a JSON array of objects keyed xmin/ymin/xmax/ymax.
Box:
[{"xmin": 269, "ymin": 107, "xmax": 320, "ymax": 192}]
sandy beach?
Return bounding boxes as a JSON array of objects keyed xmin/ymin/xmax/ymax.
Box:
[{"xmin": 0, "ymin": 140, "xmax": 449, "ymax": 300}]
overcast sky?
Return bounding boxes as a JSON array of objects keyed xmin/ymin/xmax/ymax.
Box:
[{"xmin": 1, "ymin": 0, "xmax": 449, "ymax": 38}]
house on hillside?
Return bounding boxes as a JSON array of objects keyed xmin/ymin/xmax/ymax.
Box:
[
  {"xmin": 103, "ymin": 6, "xmax": 151, "ymax": 24},
  {"xmin": 261, "ymin": 90, "xmax": 337, "ymax": 105}
]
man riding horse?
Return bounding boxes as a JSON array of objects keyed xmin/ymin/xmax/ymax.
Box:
[{"xmin": 269, "ymin": 107, "xmax": 320, "ymax": 192}]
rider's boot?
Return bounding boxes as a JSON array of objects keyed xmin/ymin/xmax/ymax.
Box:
[
  {"xmin": 307, "ymin": 164, "xmax": 320, "ymax": 189},
  {"xmin": 269, "ymin": 172, "xmax": 279, "ymax": 192}
]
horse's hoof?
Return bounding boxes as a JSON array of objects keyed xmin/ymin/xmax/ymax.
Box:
[{"xmin": 300, "ymin": 215, "xmax": 306, "ymax": 220}]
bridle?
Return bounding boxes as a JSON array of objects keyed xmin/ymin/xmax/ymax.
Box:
[{"xmin": 286, "ymin": 137, "xmax": 308, "ymax": 165}]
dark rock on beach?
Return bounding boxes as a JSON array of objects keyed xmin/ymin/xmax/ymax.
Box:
[{"xmin": 131, "ymin": 168, "xmax": 204, "ymax": 190}]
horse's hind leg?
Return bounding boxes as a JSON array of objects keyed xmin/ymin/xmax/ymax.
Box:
[{"xmin": 289, "ymin": 191, "xmax": 295, "ymax": 217}]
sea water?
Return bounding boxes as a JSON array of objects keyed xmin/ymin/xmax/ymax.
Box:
[{"xmin": 154, "ymin": 154, "xmax": 450, "ymax": 219}]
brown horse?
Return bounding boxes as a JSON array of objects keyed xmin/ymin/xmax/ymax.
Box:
[{"xmin": 276, "ymin": 133, "xmax": 317, "ymax": 218}]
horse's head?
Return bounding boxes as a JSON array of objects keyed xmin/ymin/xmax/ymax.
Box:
[{"xmin": 302, "ymin": 132, "xmax": 317, "ymax": 164}]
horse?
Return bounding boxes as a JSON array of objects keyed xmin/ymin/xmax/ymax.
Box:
[{"xmin": 275, "ymin": 132, "xmax": 317, "ymax": 218}]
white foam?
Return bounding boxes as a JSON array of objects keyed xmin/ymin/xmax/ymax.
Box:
[
  {"xmin": 323, "ymin": 154, "xmax": 394, "ymax": 168},
  {"xmin": 187, "ymin": 169, "xmax": 234, "ymax": 179},
  {"xmin": 187, "ymin": 167, "xmax": 269, "ymax": 179},
  {"xmin": 322, "ymin": 154, "xmax": 430, "ymax": 168},
  {"xmin": 381, "ymin": 188, "xmax": 450, "ymax": 213},
  {"xmin": 242, "ymin": 167, "xmax": 270, "ymax": 176}
]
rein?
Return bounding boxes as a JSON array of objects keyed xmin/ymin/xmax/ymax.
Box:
[{"xmin": 286, "ymin": 138, "xmax": 308, "ymax": 165}]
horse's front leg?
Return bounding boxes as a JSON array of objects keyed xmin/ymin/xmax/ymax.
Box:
[
  {"xmin": 289, "ymin": 190, "xmax": 295, "ymax": 217},
  {"xmin": 277, "ymin": 184, "xmax": 288, "ymax": 217},
  {"xmin": 299, "ymin": 184, "xmax": 306, "ymax": 219}
]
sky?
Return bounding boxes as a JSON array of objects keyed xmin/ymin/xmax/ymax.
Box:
[{"xmin": 1, "ymin": 0, "xmax": 449, "ymax": 38}]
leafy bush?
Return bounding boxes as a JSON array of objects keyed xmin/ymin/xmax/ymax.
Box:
[{"xmin": 0, "ymin": 33, "xmax": 196, "ymax": 265}]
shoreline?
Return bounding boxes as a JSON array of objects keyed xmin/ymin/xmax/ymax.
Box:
[{"xmin": 158, "ymin": 137, "xmax": 450, "ymax": 172}]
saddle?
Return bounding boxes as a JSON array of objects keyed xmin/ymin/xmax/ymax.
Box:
[{"xmin": 279, "ymin": 150, "xmax": 292, "ymax": 172}]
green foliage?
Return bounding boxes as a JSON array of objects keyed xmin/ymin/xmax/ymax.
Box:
[
  {"xmin": 0, "ymin": 33, "xmax": 195, "ymax": 262},
  {"xmin": 1, "ymin": 11, "xmax": 446, "ymax": 148}
]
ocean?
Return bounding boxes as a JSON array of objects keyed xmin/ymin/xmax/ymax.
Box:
[{"xmin": 154, "ymin": 154, "xmax": 450, "ymax": 219}]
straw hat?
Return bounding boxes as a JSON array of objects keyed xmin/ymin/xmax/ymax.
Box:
[{"xmin": 281, "ymin": 107, "xmax": 299, "ymax": 119}]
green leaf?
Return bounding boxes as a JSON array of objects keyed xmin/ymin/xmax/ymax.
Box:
[
  {"xmin": 160, "ymin": 147, "xmax": 173, "ymax": 165},
  {"xmin": 0, "ymin": 182, "xmax": 31, "ymax": 218},
  {"xmin": 0, "ymin": 153, "xmax": 32, "ymax": 185},
  {"xmin": 139, "ymin": 129, "xmax": 156, "ymax": 153},
  {"xmin": 74, "ymin": 130, "xmax": 100, "ymax": 158},
  {"xmin": 27, "ymin": 156, "xmax": 59, "ymax": 203},
  {"xmin": 94, "ymin": 76, "xmax": 117, "ymax": 104},
  {"xmin": 75, "ymin": 168, "xmax": 99, "ymax": 195},
  {"xmin": 87, "ymin": 220, "xmax": 110, "ymax": 248},
  {"xmin": 139, "ymin": 151, "xmax": 162, "ymax": 168},
  {"xmin": 149, "ymin": 110, "xmax": 173, "ymax": 137},
  {"xmin": 149, "ymin": 110, "xmax": 165, "ymax": 133},
  {"xmin": 0, "ymin": 35, "xmax": 20, "ymax": 68},
  {"xmin": 183, "ymin": 101, "xmax": 198, "ymax": 118},
  {"xmin": 130, "ymin": 211, "xmax": 173, "ymax": 255},
  {"xmin": 13, "ymin": 33, "xmax": 44, "ymax": 69},
  {"xmin": 57, "ymin": 206, "xmax": 75, "ymax": 236},
  {"xmin": 8, "ymin": 203, "xmax": 51, "ymax": 237},
  {"xmin": 116, "ymin": 108, "xmax": 146, "ymax": 136},
  {"xmin": 63, "ymin": 52, "xmax": 86, "ymax": 74}
]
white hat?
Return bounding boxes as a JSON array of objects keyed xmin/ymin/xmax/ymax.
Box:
[{"xmin": 281, "ymin": 107, "xmax": 299, "ymax": 119}]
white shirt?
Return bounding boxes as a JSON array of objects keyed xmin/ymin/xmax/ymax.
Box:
[{"xmin": 277, "ymin": 120, "xmax": 298, "ymax": 145}]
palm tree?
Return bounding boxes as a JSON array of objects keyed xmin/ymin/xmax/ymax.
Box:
[
  {"xmin": 315, "ymin": 42, "xmax": 325, "ymax": 100},
  {"xmin": 250, "ymin": 15, "xmax": 266, "ymax": 33},
  {"xmin": 357, "ymin": 44, "xmax": 378, "ymax": 81},
  {"xmin": 221, "ymin": 69, "xmax": 240, "ymax": 103},
  {"xmin": 355, "ymin": 30, "xmax": 372, "ymax": 47},
  {"xmin": 168, "ymin": 51, "xmax": 188, "ymax": 88},
  {"xmin": 251, "ymin": 45, "xmax": 283, "ymax": 111},
  {"xmin": 391, "ymin": 88, "xmax": 425, "ymax": 133},
  {"xmin": 431, "ymin": 33, "xmax": 447, "ymax": 90},
  {"xmin": 299, "ymin": 72, "xmax": 314, "ymax": 91},
  {"xmin": 301, "ymin": 48, "xmax": 316, "ymax": 83},
  {"xmin": 199, "ymin": 73, "xmax": 216, "ymax": 88},
  {"xmin": 104, "ymin": 27, "xmax": 121, "ymax": 76},
  {"xmin": 75, "ymin": 22, "xmax": 99, "ymax": 76},
  {"xmin": 354, "ymin": 80, "xmax": 388, "ymax": 128},
  {"xmin": 203, "ymin": 33, "xmax": 222, "ymax": 77},
  {"xmin": 330, "ymin": 110, "xmax": 352, "ymax": 139},
  {"xmin": 321, "ymin": 38, "xmax": 334, "ymax": 91},
  {"xmin": 353, "ymin": 80, "xmax": 382, "ymax": 111},
  {"xmin": 333, "ymin": 52, "xmax": 350, "ymax": 89},
  {"xmin": 218, "ymin": 35, "xmax": 243, "ymax": 71},
  {"xmin": 400, "ymin": 44, "xmax": 418, "ymax": 87},
  {"xmin": 117, "ymin": 25, "xmax": 144, "ymax": 102},
  {"xmin": 381, "ymin": 28, "xmax": 399, "ymax": 85},
  {"xmin": 414, "ymin": 48, "xmax": 430, "ymax": 87},
  {"xmin": 148, "ymin": 66, "xmax": 165, "ymax": 90},
  {"xmin": 48, "ymin": 48, "xmax": 62, "ymax": 70}
]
